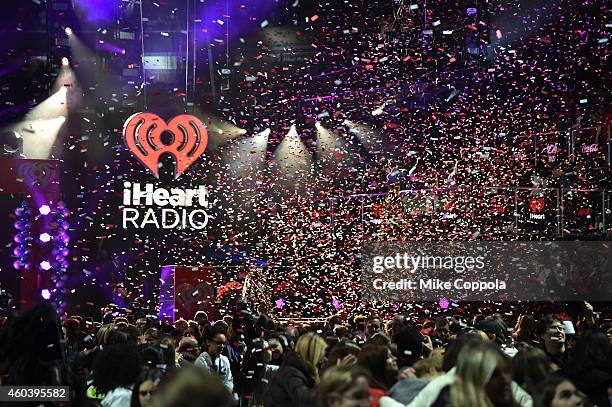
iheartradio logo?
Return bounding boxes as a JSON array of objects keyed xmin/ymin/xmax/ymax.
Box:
[
  {"xmin": 123, "ymin": 112, "xmax": 208, "ymax": 179},
  {"xmin": 120, "ymin": 112, "xmax": 213, "ymax": 230}
]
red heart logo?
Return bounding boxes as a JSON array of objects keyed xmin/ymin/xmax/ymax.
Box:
[
  {"xmin": 122, "ymin": 112, "xmax": 208, "ymax": 179},
  {"xmin": 530, "ymin": 197, "xmax": 545, "ymax": 213}
]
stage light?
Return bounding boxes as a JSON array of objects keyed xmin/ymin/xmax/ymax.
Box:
[
  {"xmin": 61, "ymin": 57, "xmax": 69, "ymax": 66},
  {"xmin": 342, "ymin": 120, "xmax": 382, "ymax": 152},
  {"xmin": 315, "ymin": 122, "xmax": 339, "ymax": 157},
  {"xmin": 39, "ymin": 204, "xmax": 51, "ymax": 215},
  {"xmin": 274, "ymin": 125, "xmax": 312, "ymax": 177},
  {"xmin": 39, "ymin": 260, "xmax": 52, "ymax": 271},
  {"xmin": 439, "ymin": 297, "xmax": 449, "ymax": 309},
  {"xmin": 39, "ymin": 233, "xmax": 52, "ymax": 243},
  {"xmin": 41, "ymin": 289, "xmax": 52, "ymax": 300},
  {"xmin": 65, "ymin": 27, "xmax": 72, "ymax": 36}
]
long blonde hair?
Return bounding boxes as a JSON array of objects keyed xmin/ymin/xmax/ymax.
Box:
[
  {"xmin": 295, "ymin": 332, "xmax": 328, "ymax": 383},
  {"xmin": 450, "ymin": 341, "xmax": 515, "ymax": 407}
]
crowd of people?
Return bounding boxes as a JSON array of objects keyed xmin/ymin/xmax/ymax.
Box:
[
  {"xmin": 2, "ymin": 1, "xmax": 610, "ymax": 405},
  {"xmin": 0, "ymin": 300, "xmax": 610, "ymax": 406}
]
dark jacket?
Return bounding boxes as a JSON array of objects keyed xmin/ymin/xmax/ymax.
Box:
[{"xmin": 264, "ymin": 350, "xmax": 318, "ymax": 407}]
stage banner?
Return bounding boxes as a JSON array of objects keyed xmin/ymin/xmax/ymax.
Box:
[{"xmin": 158, "ymin": 265, "xmax": 219, "ymax": 323}]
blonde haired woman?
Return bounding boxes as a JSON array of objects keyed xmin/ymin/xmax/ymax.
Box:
[
  {"xmin": 431, "ymin": 341, "xmax": 521, "ymax": 407},
  {"xmin": 265, "ymin": 332, "xmax": 328, "ymax": 407}
]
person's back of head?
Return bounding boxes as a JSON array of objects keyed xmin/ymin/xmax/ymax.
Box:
[
  {"xmin": 476, "ymin": 318, "xmax": 508, "ymax": 345},
  {"xmin": 152, "ymin": 366, "xmax": 232, "ymax": 407},
  {"xmin": 357, "ymin": 344, "xmax": 392, "ymax": 391},
  {"xmin": 334, "ymin": 325, "xmax": 349, "ymax": 339},
  {"xmin": 441, "ymin": 332, "xmax": 486, "ymax": 372},
  {"xmin": 367, "ymin": 332, "xmax": 391, "ymax": 347},
  {"xmin": 413, "ymin": 353, "xmax": 443, "ymax": 379},
  {"xmin": 392, "ymin": 324, "xmax": 423, "ymax": 368},
  {"xmin": 512, "ymin": 345, "xmax": 551, "ymax": 396},
  {"xmin": 193, "ymin": 311, "xmax": 208, "ymax": 324},
  {"xmin": 565, "ymin": 331, "xmax": 611, "ymax": 374},
  {"xmin": 516, "ymin": 315, "xmax": 537, "ymax": 342},
  {"xmin": 178, "ymin": 337, "xmax": 198, "ymax": 353},
  {"xmin": 105, "ymin": 328, "xmax": 136, "ymax": 346},
  {"xmin": 328, "ymin": 340, "xmax": 361, "ymax": 366},
  {"xmin": 92, "ymin": 338, "xmax": 141, "ymax": 393}
]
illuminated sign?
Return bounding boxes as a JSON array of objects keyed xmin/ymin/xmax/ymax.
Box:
[
  {"xmin": 121, "ymin": 113, "xmax": 212, "ymax": 230},
  {"xmin": 123, "ymin": 112, "xmax": 208, "ymax": 179},
  {"xmin": 529, "ymin": 197, "xmax": 545, "ymax": 220}
]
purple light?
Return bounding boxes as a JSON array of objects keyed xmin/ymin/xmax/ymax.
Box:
[
  {"xmin": 13, "ymin": 260, "xmax": 21, "ymax": 269},
  {"xmin": 39, "ymin": 205, "xmax": 51, "ymax": 215},
  {"xmin": 73, "ymin": 0, "xmax": 116, "ymax": 23},
  {"xmin": 41, "ymin": 289, "xmax": 52, "ymax": 300},
  {"xmin": 98, "ymin": 42, "xmax": 126, "ymax": 55},
  {"xmin": 39, "ymin": 233, "xmax": 52, "ymax": 243},
  {"xmin": 40, "ymin": 260, "xmax": 52, "ymax": 271},
  {"xmin": 439, "ymin": 297, "xmax": 450, "ymax": 309},
  {"xmin": 466, "ymin": 7, "xmax": 477, "ymax": 15}
]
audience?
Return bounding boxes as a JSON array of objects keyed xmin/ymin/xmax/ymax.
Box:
[{"xmin": 0, "ymin": 300, "xmax": 610, "ymax": 407}]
